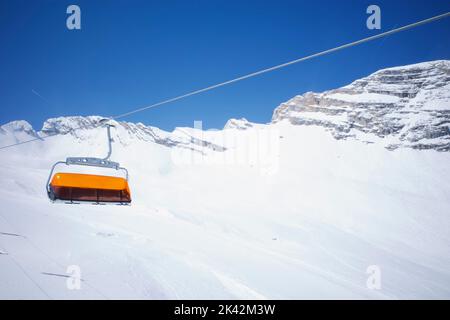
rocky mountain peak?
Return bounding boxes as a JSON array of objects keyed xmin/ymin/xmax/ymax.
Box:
[
  {"xmin": 272, "ymin": 60, "xmax": 450, "ymax": 151},
  {"xmin": 224, "ymin": 118, "xmax": 253, "ymax": 130}
]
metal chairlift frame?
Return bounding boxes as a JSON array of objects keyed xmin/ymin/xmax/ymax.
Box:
[{"xmin": 46, "ymin": 119, "xmax": 130, "ymax": 205}]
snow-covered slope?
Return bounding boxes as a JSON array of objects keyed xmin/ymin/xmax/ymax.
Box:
[{"xmin": 0, "ymin": 61, "xmax": 450, "ymax": 299}]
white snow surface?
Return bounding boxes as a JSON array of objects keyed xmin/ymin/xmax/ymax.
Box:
[
  {"xmin": 0, "ymin": 120, "xmax": 449, "ymax": 299},
  {"xmin": 1, "ymin": 61, "xmax": 450, "ymax": 299}
]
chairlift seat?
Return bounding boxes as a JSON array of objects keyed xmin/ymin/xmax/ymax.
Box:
[{"xmin": 49, "ymin": 172, "xmax": 131, "ymax": 203}]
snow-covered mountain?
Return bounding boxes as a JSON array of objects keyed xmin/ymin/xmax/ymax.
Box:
[
  {"xmin": 272, "ymin": 60, "xmax": 450, "ymax": 151},
  {"xmin": 0, "ymin": 60, "xmax": 450, "ymax": 299},
  {"xmin": 2, "ymin": 60, "xmax": 448, "ymax": 153},
  {"xmin": 1, "ymin": 115, "xmax": 226, "ymax": 154}
]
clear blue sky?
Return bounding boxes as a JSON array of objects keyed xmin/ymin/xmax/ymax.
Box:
[{"xmin": 0, "ymin": 0, "xmax": 449, "ymax": 131}]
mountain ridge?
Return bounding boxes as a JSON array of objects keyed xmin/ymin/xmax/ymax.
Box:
[{"xmin": 1, "ymin": 60, "xmax": 449, "ymax": 151}]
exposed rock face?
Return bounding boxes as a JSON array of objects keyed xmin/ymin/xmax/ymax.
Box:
[{"xmin": 272, "ymin": 60, "xmax": 450, "ymax": 151}]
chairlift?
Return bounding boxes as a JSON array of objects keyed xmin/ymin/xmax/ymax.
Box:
[{"xmin": 46, "ymin": 119, "xmax": 131, "ymax": 205}]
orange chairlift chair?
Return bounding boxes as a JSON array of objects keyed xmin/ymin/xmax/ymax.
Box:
[{"xmin": 46, "ymin": 120, "xmax": 131, "ymax": 205}]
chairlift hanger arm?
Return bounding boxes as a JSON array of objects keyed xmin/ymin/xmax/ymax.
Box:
[
  {"xmin": 46, "ymin": 161, "xmax": 66, "ymax": 194},
  {"xmin": 103, "ymin": 123, "xmax": 113, "ymax": 161}
]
